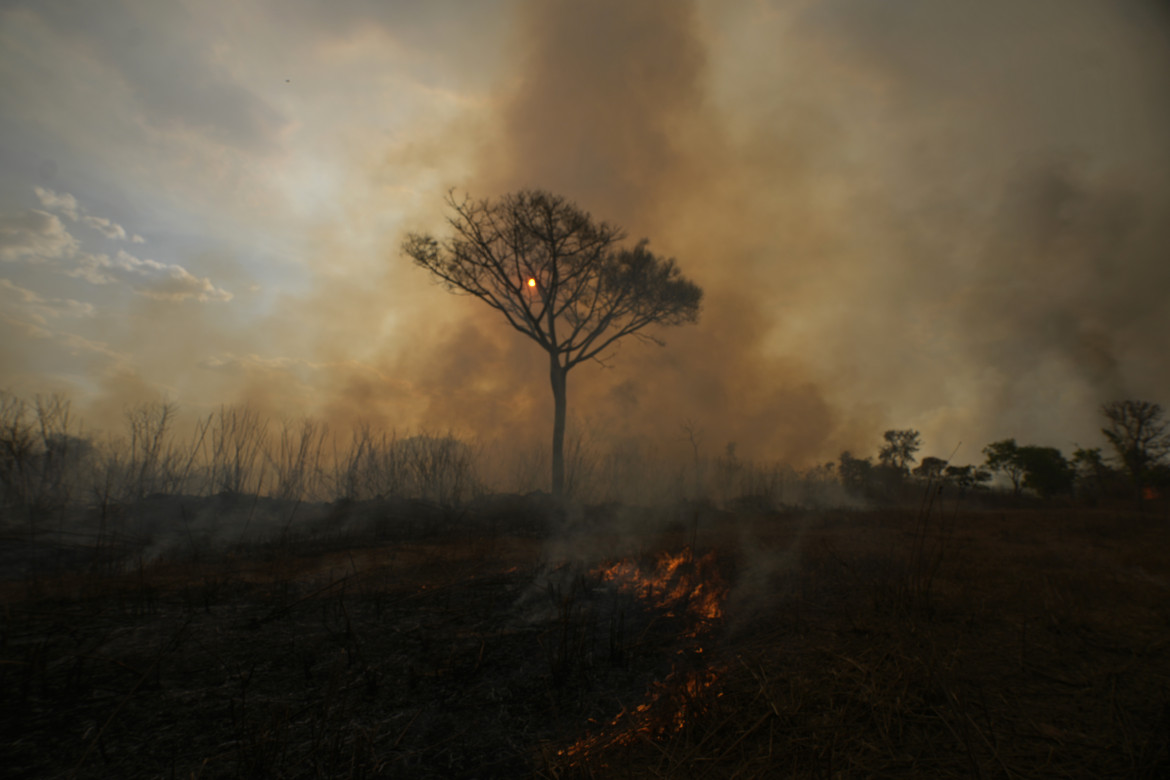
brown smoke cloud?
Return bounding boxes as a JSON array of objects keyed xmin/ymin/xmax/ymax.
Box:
[
  {"xmin": 399, "ymin": 0, "xmax": 855, "ymax": 470},
  {"xmin": 364, "ymin": 0, "xmax": 1170, "ymax": 472},
  {"xmin": 68, "ymin": 0, "xmax": 1166, "ymax": 477}
]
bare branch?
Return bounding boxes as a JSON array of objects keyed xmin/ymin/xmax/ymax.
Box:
[{"xmin": 401, "ymin": 189, "xmax": 702, "ymax": 495}]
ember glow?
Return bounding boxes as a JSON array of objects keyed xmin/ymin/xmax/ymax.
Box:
[
  {"xmin": 558, "ymin": 548, "xmax": 728, "ymax": 762},
  {"xmin": 594, "ymin": 547, "xmax": 727, "ymax": 626},
  {"xmin": 558, "ymin": 666, "xmax": 723, "ymax": 761}
]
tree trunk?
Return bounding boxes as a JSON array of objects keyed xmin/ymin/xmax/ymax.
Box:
[{"xmin": 550, "ymin": 356, "xmax": 567, "ymax": 498}]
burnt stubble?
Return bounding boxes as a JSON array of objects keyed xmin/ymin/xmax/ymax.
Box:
[{"xmin": 2, "ymin": 499, "xmax": 1168, "ymax": 778}]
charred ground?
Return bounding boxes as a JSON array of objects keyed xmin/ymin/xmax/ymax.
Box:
[{"xmin": 2, "ymin": 496, "xmax": 1169, "ymax": 778}]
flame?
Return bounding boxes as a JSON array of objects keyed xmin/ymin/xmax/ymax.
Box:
[
  {"xmin": 594, "ymin": 547, "xmax": 726, "ymax": 625},
  {"xmin": 557, "ymin": 548, "xmax": 728, "ymax": 765},
  {"xmin": 558, "ymin": 667, "xmax": 723, "ymax": 760}
]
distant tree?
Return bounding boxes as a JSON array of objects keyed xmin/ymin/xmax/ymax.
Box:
[
  {"xmin": 1100, "ymin": 400, "xmax": 1170, "ymax": 495},
  {"xmin": 878, "ymin": 429, "xmax": 922, "ymax": 474},
  {"xmin": 1072, "ymin": 446, "xmax": 1111, "ymax": 500},
  {"xmin": 1072, "ymin": 445, "xmax": 1104, "ymax": 476},
  {"xmin": 983, "ymin": 439, "xmax": 1025, "ymax": 495},
  {"xmin": 1015, "ymin": 445, "xmax": 1075, "ymax": 498},
  {"xmin": 912, "ymin": 456, "xmax": 948, "ymax": 481},
  {"xmin": 837, "ymin": 450, "xmax": 873, "ymax": 494},
  {"xmin": 403, "ymin": 190, "xmax": 702, "ymax": 497},
  {"xmin": 982, "ymin": 440, "xmax": 1074, "ymax": 498},
  {"xmin": 943, "ymin": 464, "xmax": 992, "ymax": 493}
]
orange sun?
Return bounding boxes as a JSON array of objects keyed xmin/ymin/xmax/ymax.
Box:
[{"xmin": 527, "ymin": 277, "xmax": 537, "ymax": 288}]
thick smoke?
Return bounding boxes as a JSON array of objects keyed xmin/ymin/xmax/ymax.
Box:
[
  {"xmin": 9, "ymin": 0, "xmax": 1167, "ymax": 478},
  {"xmin": 406, "ymin": 0, "xmax": 852, "ymax": 472},
  {"xmin": 396, "ymin": 0, "xmax": 1170, "ymax": 469},
  {"xmin": 796, "ymin": 0, "xmax": 1170, "ymax": 453}
]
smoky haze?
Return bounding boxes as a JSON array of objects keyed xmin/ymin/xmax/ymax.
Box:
[
  {"xmin": 407, "ymin": 0, "xmax": 850, "ymax": 469},
  {"xmin": 393, "ymin": 0, "xmax": 1170, "ymax": 471},
  {"xmin": 3, "ymin": 0, "xmax": 1168, "ymax": 478}
]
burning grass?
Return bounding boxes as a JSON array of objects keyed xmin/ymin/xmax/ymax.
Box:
[
  {"xmin": 553, "ymin": 548, "xmax": 730, "ymax": 765},
  {"xmin": 594, "ymin": 547, "xmax": 727, "ymax": 625},
  {"xmin": 2, "ymin": 502, "xmax": 1169, "ymax": 778}
]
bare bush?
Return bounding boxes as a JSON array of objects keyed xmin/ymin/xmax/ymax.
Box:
[
  {"xmin": 123, "ymin": 401, "xmax": 180, "ymax": 500},
  {"xmin": 331, "ymin": 424, "xmax": 391, "ymax": 502},
  {"xmin": 268, "ymin": 417, "xmax": 328, "ymax": 502},
  {"xmin": 400, "ymin": 433, "xmax": 480, "ymax": 506},
  {"xmin": 30, "ymin": 394, "xmax": 84, "ymax": 516},
  {"xmin": 205, "ymin": 405, "xmax": 269, "ymax": 496},
  {"xmin": 0, "ymin": 392, "xmax": 94, "ymax": 531},
  {"xmin": 0, "ymin": 391, "xmax": 38, "ymax": 513},
  {"xmin": 327, "ymin": 427, "xmax": 480, "ymax": 506},
  {"xmin": 562, "ymin": 424, "xmax": 600, "ymax": 501}
]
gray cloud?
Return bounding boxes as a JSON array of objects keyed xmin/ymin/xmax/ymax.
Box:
[
  {"xmin": 4, "ymin": 0, "xmax": 288, "ymax": 151},
  {"xmin": 1, "ymin": 188, "xmax": 232, "ymax": 302},
  {"xmin": 33, "ymin": 186, "xmax": 79, "ymax": 220},
  {"xmin": 0, "ymin": 209, "xmax": 77, "ymax": 262},
  {"xmin": 0, "ymin": 211, "xmax": 229, "ymax": 305},
  {"xmin": 0, "ymin": 277, "xmax": 124, "ymax": 393},
  {"xmin": 0, "ymin": 277, "xmax": 93, "ymax": 324},
  {"xmin": 35, "ymin": 186, "xmax": 144, "ymax": 243},
  {"xmin": 72, "ymin": 249, "xmax": 232, "ymax": 302},
  {"xmin": 81, "ymin": 215, "xmax": 128, "ymax": 240}
]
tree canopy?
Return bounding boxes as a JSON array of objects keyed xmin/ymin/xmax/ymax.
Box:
[
  {"xmin": 1100, "ymin": 400, "xmax": 1170, "ymax": 493},
  {"xmin": 983, "ymin": 439, "xmax": 1025, "ymax": 495},
  {"xmin": 403, "ymin": 190, "xmax": 702, "ymax": 496},
  {"xmin": 1015, "ymin": 446, "xmax": 1075, "ymax": 498},
  {"xmin": 878, "ymin": 429, "xmax": 921, "ymax": 474},
  {"xmin": 403, "ymin": 191, "xmax": 701, "ymax": 370}
]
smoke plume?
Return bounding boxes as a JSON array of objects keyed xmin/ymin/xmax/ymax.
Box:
[
  {"xmin": 5, "ymin": 0, "xmax": 1168, "ymax": 478},
  {"xmin": 398, "ymin": 0, "xmax": 1170, "ymax": 469}
]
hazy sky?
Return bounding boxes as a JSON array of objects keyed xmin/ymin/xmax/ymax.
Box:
[{"xmin": 2, "ymin": 0, "xmax": 1168, "ymax": 468}]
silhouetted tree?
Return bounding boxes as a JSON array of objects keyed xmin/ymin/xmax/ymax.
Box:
[
  {"xmin": 913, "ymin": 456, "xmax": 948, "ymax": 480},
  {"xmin": 1071, "ymin": 446, "xmax": 1113, "ymax": 500},
  {"xmin": 837, "ymin": 450, "xmax": 873, "ymax": 495},
  {"xmin": 403, "ymin": 190, "xmax": 702, "ymax": 497},
  {"xmin": 943, "ymin": 464, "xmax": 992, "ymax": 493},
  {"xmin": 878, "ymin": 429, "xmax": 921, "ymax": 474},
  {"xmin": 1100, "ymin": 400, "xmax": 1170, "ymax": 496},
  {"xmin": 983, "ymin": 439, "xmax": 1025, "ymax": 495},
  {"xmin": 1015, "ymin": 445, "xmax": 1075, "ymax": 498},
  {"xmin": 983, "ymin": 440, "xmax": 1074, "ymax": 498}
]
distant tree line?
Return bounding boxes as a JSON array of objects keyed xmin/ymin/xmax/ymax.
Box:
[
  {"xmin": 833, "ymin": 400, "xmax": 1170, "ymax": 504},
  {"xmin": 2, "ymin": 389, "xmax": 1167, "ymax": 528}
]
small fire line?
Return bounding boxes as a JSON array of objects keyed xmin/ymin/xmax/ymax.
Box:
[{"xmin": 557, "ymin": 547, "xmax": 728, "ymax": 762}]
